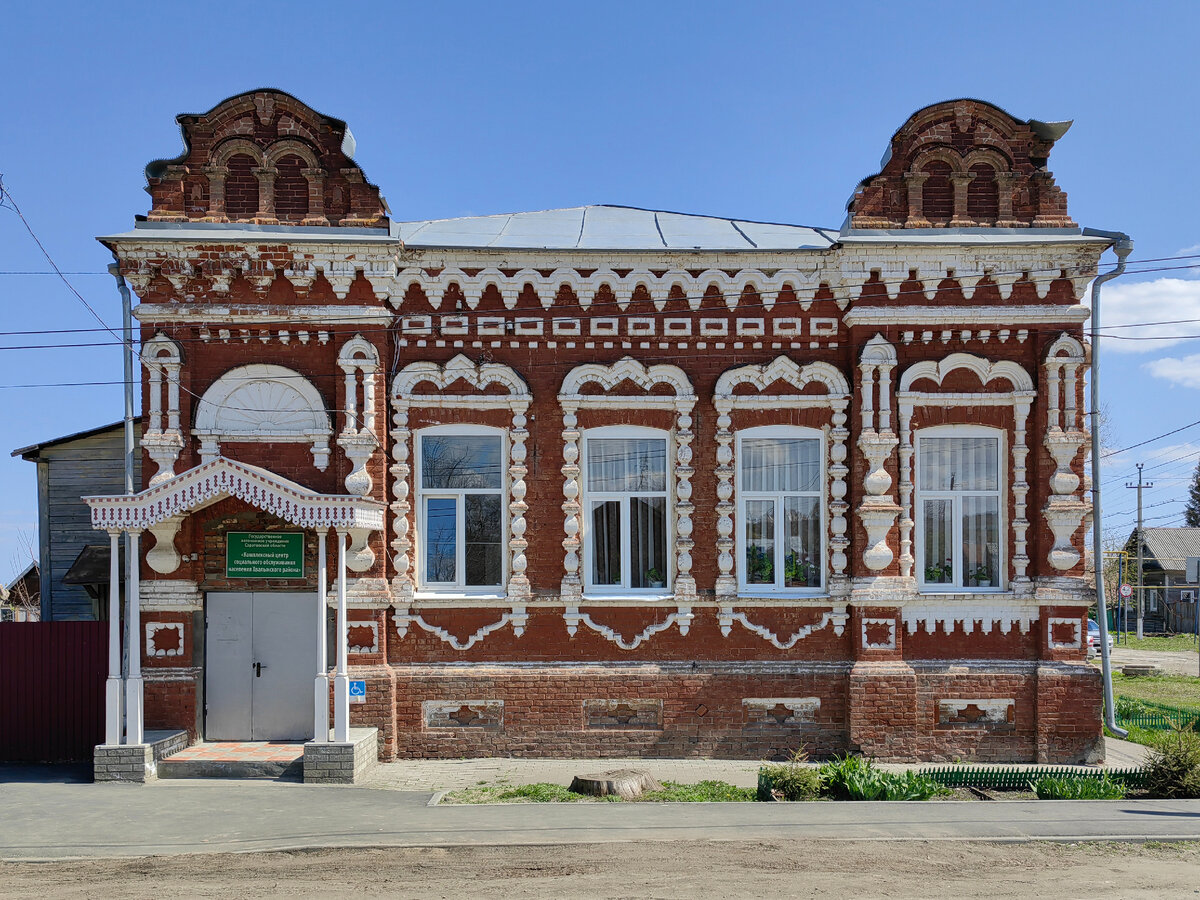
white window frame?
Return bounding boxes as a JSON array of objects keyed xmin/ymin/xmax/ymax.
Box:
[
  {"xmin": 581, "ymin": 425, "xmax": 673, "ymax": 598},
  {"xmin": 415, "ymin": 424, "xmax": 507, "ymax": 597},
  {"xmin": 735, "ymin": 425, "xmax": 826, "ymax": 598},
  {"xmin": 914, "ymin": 424, "xmax": 1006, "ymax": 594}
]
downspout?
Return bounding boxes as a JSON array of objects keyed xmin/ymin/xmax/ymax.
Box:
[
  {"xmin": 107, "ymin": 261, "xmax": 136, "ymax": 708},
  {"xmin": 1082, "ymin": 227, "xmax": 1133, "ymax": 738}
]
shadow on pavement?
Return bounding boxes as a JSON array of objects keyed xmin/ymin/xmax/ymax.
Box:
[{"xmin": 0, "ymin": 764, "xmax": 92, "ymax": 785}]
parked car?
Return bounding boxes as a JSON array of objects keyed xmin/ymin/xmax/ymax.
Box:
[{"xmin": 1087, "ymin": 619, "xmax": 1114, "ymax": 659}]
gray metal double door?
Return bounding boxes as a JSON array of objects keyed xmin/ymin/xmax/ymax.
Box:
[{"xmin": 206, "ymin": 592, "xmax": 315, "ymax": 741}]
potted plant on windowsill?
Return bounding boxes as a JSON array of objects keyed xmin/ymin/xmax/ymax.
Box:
[
  {"xmin": 645, "ymin": 568, "xmax": 665, "ymax": 589},
  {"xmin": 783, "ymin": 554, "xmax": 812, "ymax": 587},
  {"xmin": 745, "ymin": 546, "xmax": 773, "ymax": 585},
  {"xmin": 967, "ymin": 565, "xmax": 993, "ymax": 587},
  {"xmin": 924, "ymin": 562, "xmax": 950, "ymax": 584}
]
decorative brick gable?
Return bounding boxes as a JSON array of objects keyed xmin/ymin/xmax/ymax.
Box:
[
  {"xmin": 847, "ymin": 99, "xmax": 1074, "ymax": 229},
  {"xmin": 144, "ymin": 89, "xmax": 389, "ymax": 228}
]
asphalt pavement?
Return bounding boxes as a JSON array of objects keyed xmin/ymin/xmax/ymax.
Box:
[{"xmin": 1, "ymin": 775, "xmax": 1199, "ymax": 860}]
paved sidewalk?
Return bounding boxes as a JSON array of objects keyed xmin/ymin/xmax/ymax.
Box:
[{"xmin": 1, "ymin": 777, "xmax": 1199, "ymax": 860}]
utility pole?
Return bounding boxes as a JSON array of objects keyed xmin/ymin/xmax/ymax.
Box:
[{"xmin": 1126, "ymin": 464, "xmax": 1153, "ymax": 640}]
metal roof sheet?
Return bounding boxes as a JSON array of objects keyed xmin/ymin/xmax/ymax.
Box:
[
  {"xmin": 394, "ymin": 205, "xmax": 836, "ymax": 251},
  {"xmin": 1138, "ymin": 528, "xmax": 1200, "ymax": 572}
]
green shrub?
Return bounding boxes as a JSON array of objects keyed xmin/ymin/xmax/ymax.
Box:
[
  {"xmin": 1143, "ymin": 728, "xmax": 1200, "ymax": 799},
  {"xmin": 757, "ymin": 749, "xmax": 823, "ymax": 801},
  {"xmin": 1115, "ymin": 696, "xmax": 1151, "ymax": 719},
  {"xmin": 1031, "ymin": 773, "xmax": 1127, "ymax": 800},
  {"xmin": 819, "ymin": 755, "xmax": 946, "ymax": 801},
  {"xmin": 878, "ymin": 770, "xmax": 947, "ymax": 802}
]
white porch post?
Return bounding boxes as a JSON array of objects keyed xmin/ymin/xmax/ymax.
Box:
[
  {"xmin": 105, "ymin": 530, "xmax": 123, "ymax": 745},
  {"xmin": 333, "ymin": 530, "xmax": 350, "ymax": 742},
  {"xmin": 314, "ymin": 529, "xmax": 330, "ymax": 741},
  {"xmin": 124, "ymin": 529, "xmax": 143, "ymax": 745}
]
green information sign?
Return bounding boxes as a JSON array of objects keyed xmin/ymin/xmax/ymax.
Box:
[{"xmin": 226, "ymin": 532, "xmax": 305, "ymax": 579}]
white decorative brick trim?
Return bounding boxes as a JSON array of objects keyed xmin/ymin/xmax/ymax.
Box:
[
  {"xmin": 1047, "ymin": 616, "xmax": 1082, "ymax": 649},
  {"xmin": 897, "ymin": 351, "xmax": 1034, "ymax": 582},
  {"xmin": 392, "ymin": 606, "xmax": 528, "ymax": 651},
  {"xmin": 861, "ymin": 617, "xmax": 897, "ymax": 650},
  {"xmin": 559, "ymin": 358, "xmax": 698, "ymax": 604},
  {"xmin": 390, "ymin": 354, "xmax": 533, "ymax": 604},
  {"xmin": 902, "ymin": 604, "xmax": 1038, "ymax": 635},
  {"xmin": 717, "ymin": 608, "xmax": 847, "ymax": 649},
  {"xmin": 347, "ymin": 620, "xmax": 379, "ymax": 653},
  {"xmin": 194, "ymin": 363, "xmax": 332, "ymax": 470},
  {"xmin": 712, "ymin": 357, "xmax": 851, "ymax": 599},
  {"xmin": 564, "ymin": 605, "xmax": 693, "ymax": 650},
  {"xmin": 145, "ymin": 622, "xmax": 184, "ymax": 658},
  {"xmin": 86, "ymin": 457, "xmax": 385, "ymax": 532},
  {"xmin": 139, "ymin": 580, "xmax": 203, "ymax": 612}
]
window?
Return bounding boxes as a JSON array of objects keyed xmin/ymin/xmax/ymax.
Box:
[
  {"xmin": 917, "ymin": 429, "xmax": 1003, "ymax": 591},
  {"xmin": 583, "ymin": 428, "xmax": 669, "ymax": 594},
  {"xmin": 417, "ymin": 429, "xmax": 505, "ymax": 592},
  {"xmin": 737, "ymin": 428, "xmax": 823, "ymax": 594}
]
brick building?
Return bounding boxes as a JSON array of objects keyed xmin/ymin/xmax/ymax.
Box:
[{"xmin": 87, "ymin": 90, "xmax": 1114, "ymax": 763}]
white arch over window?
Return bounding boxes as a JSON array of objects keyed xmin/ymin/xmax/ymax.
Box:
[
  {"xmin": 194, "ymin": 363, "xmax": 331, "ymax": 469},
  {"xmin": 897, "ymin": 352, "xmax": 1035, "ymax": 587},
  {"xmin": 390, "ymin": 354, "xmax": 532, "ymax": 604},
  {"xmin": 712, "ymin": 356, "xmax": 851, "ymax": 601},
  {"xmin": 559, "ymin": 357, "xmax": 697, "ymax": 605}
]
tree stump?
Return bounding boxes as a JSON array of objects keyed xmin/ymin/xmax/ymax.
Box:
[{"xmin": 568, "ymin": 769, "xmax": 663, "ymax": 799}]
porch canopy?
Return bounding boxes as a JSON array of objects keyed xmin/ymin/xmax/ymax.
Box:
[
  {"xmin": 84, "ymin": 456, "xmax": 384, "ymax": 747},
  {"xmin": 84, "ymin": 456, "xmax": 384, "ymax": 533}
]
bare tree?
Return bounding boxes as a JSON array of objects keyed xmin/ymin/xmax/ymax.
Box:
[{"xmin": 3, "ymin": 530, "xmax": 40, "ymax": 620}]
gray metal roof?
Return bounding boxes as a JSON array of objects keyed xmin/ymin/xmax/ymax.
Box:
[
  {"xmin": 1137, "ymin": 528, "xmax": 1200, "ymax": 572},
  {"xmin": 393, "ymin": 205, "xmax": 838, "ymax": 251}
]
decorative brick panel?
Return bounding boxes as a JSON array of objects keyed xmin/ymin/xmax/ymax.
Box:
[
  {"xmin": 583, "ymin": 699, "xmax": 663, "ymax": 730},
  {"xmin": 937, "ymin": 698, "xmax": 1016, "ymax": 730},
  {"xmin": 423, "ymin": 700, "xmax": 504, "ymax": 730},
  {"xmin": 743, "ymin": 697, "xmax": 820, "ymax": 729}
]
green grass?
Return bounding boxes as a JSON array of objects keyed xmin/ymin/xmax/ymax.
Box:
[
  {"xmin": 1112, "ymin": 673, "xmax": 1200, "ymax": 711},
  {"xmin": 1108, "ymin": 722, "xmax": 1164, "ymax": 748},
  {"xmin": 440, "ymin": 779, "xmax": 753, "ymax": 804},
  {"xmin": 1111, "ymin": 632, "xmax": 1199, "ymax": 653},
  {"xmin": 640, "ymin": 780, "xmax": 756, "ymax": 802}
]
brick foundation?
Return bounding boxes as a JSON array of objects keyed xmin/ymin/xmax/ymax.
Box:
[{"xmin": 334, "ymin": 659, "xmax": 1101, "ymax": 764}]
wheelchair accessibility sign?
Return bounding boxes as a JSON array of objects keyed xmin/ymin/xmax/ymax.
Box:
[{"xmin": 349, "ymin": 680, "xmax": 366, "ymax": 704}]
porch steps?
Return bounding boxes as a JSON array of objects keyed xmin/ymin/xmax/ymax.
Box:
[{"xmin": 157, "ymin": 741, "xmax": 305, "ymax": 780}]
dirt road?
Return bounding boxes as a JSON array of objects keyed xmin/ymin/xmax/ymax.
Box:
[
  {"xmin": 1106, "ymin": 646, "xmax": 1200, "ymax": 677},
  {"xmin": 2, "ymin": 840, "xmax": 1198, "ymax": 899}
]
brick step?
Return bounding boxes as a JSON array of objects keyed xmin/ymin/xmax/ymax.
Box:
[{"xmin": 158, "ymin": 756, "xmax": 303, "ymax": 780}]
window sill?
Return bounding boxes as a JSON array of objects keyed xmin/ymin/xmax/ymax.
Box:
[
  {"xmin": 413, "ymin": 591, "xmax": 509, "ymax": 602},
  {"xmin": 580, "ymin": 593, "xmax": 676, "ymax": 603},
  {"xmin": 916, "ymin": 588, "xmax": 1011, "ymax": 598},
  {"xmin": 736, "ymin": 593, "xmax": 830, "ymax": 602}
]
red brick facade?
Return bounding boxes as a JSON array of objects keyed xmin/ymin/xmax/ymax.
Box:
[{"xmin": 105, "ymin": 91, "xmax": 1110, "ymax": 763}]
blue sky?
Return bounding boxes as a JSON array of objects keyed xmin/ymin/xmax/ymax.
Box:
[{"xmin": 1, "ymin": 0, "xmax": 1198, "ymax": 581}]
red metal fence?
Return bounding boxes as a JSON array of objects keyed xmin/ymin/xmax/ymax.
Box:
[{"xmin": 0, "ymin": 621, "xmax": 106, "ymax": 762}]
